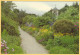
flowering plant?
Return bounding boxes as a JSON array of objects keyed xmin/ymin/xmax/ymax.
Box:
[
  {"xmin": 74, "ymin": 22, "xmax": 79, "ymax": 35},
  {"xmin": 1, "ymin": 39, "xmax": 14, "ymax": 54},
  {"xmin": 36, "ymin": 29, "xmax": 53, "ymax": 43}
]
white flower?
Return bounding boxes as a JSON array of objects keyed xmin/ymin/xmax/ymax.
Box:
[{"xmin": 6, "ymin": 47, "xmax": 9, "ymax": 49}]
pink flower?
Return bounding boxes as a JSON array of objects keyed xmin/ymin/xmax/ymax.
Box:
[
  {"xmin": 1, "ymin": 44, "xmax": 4, "ymax": 47},
  {"xmin": 74, "ymin": 25, "xmax": 77, "ymax": 26},
  {"xmin": 4, "ymin": 49, "xmax": 7, "ymax": 51},
  {"xmin": 6, "ymin": 47, "xmax": 9, "ymax": 49}
]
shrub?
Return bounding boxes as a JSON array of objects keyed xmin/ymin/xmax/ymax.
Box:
[
  {"xmin": 1, "ymin": 13, "xmax": 19, "ymax": 36},
  {"xmin": 35, "ymin": 29, "xmax": 53, "ymax": 44},
  {"xmin": 1, "ymin": 29, "xmax": 24, "ymax": 54},
  {"xmin": 53, "ymin": 19, "xmax": 75, "ymax": 34},
  {"xmin": 67, "ymin": 44, "xmax": 79, "ymax": 54},
  {"xmin": 33, "ymin": 16, "xmax": 52, "ymax": 27},
  {"xmin": 49, "ymin": 46, "xmax": 74, "ymax": 54},
  {"xmin": 74, "ymin": 22, "xmax": 79, "ymax": 35},
  {"xmin": 46, "ymin": 38, "xmax": 61, "ymax": 50},
  {"xmin": 74, "ymin": 35, "xmax": 79, "ymax": 44},
  {"xmin": 59, "ymin": 35, "xmax": 75, "ymax": 47},
  {"xmin": 46, "ymin": 39, "xmax": 54, "ymax": 50}
]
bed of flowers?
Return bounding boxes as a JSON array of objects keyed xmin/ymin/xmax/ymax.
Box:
[
  {"xmin": 21, "ymin": 20, "xmax": 79, "ymax": 54},
  {"xmin": 1, "ymin": 39, "xmax": 14, "ymax": 54}
]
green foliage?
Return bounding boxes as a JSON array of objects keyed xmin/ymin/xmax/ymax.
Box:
[
  {"xmin": 74, "ymin": 22, "xmax": 79, "ymax": 35},
  {"xmin": 1, "ymin": 1, "xmax": 16, "ymax": 15},
  {"xmin": 18, "ymin": 10, "xmax": 27, "ymax": 24},
  {"xmin": 59, "ymin": 35, "xmax": 75, "ymax": 47},
  {"xmin": 1, "ymin": 1, "xmax": 24, "ymax": 54},
  {"xmin": 1, "ymin": 29, "xmax": 24, "ymax": 54},
  {"xmin": 59, "ymin": 4, "xmax": 69, "ymax": 14},
  {"xmin": 49, "ymin": 46, "xmax": 74, "ymax": 54},
  {"xmin": 33, "ymin": 16, "xmax": 52, "ymax": 27},
  {"xmin": 67, "ymin": 44, "xmax": 79, "ymax": 54},
  {"xmin": 46, "ymin": 39, "xmax": 54, "ymax": 50},
  {"xmin": 53, "ymin": 19, "xmax": 75, "ymax": 33},
  {"xmin": 7, "ymin": 45, "xmax": 24, "ymax": 54},
  {"xmin": 35, "ymin": 29, "xmax": 53, "ymax": 43},
  {"xmin": 23, "ymin": 15, "xmax": 35, "ymax": 24},
  {"xmin": 45, "ymin": 35, "xmax": 79, "ymax": 54},
  {"xmin": 58, "ymin": 6, "xmax": 79, "ymax": 22},
  {"xmin": 1, "ymin": 13, "xmax": 19, "ymax": 36}
]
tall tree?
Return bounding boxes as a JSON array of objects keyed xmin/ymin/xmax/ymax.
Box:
[{"xmin": 1, "ymin": 1, "xmax": 16, "ymax": 15}]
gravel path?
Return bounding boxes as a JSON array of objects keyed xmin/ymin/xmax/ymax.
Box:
[{"xmin": 19, "ymin": 26, "xmax": 48, "ymax": 54}]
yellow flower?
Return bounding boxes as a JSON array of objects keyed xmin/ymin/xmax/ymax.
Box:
[
  {"xmin": 40, "ymin": 29, "xmax": 48, "ymax": 33},
  {"xmin": 54, "ymin": 32, "xmax": 63, "ymax": 37},
  {"xmin": 32, "ymin": 27, "xmax": 36, "ymax": 30}
]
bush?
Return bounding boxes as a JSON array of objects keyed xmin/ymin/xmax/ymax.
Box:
[
  {"xmin": 67, "ymin": 44, "xmax": 79, "ymax": 54},
  {"xmin": 59, "ymin": 35, "xmax": 79, "ymax": 47},
  {"xmin": 1, "ymin": 13, "xmax": 19, "ymax": 36},
  {"xmin": 46, "ymin": 38, "xmax": 61, "ymax": 50},
  {"xmin": 1, "ymin": 29, "xmax": 24, "ymax": 54},
  {"xmin": 59, "ymin": 35, "xmax": 75, "ymax": 47},
  {"xmin": 35, "ymin": 29, "xmax": 53, "ymax": 44},
  {"xmin": 49, "ymin": 46, "xmax": 74, "ymax": 54},
  {"xmin": 53, "ymin": 19, "xmax": 75, "ymax": 34},
  {"xmin": 74, "ymin": 22, "xmax": 79, "ymax": 35},
  {"xmin": 46, "ymin": 39, "xmax": 54, "ymax": 50},
  {"xmin": 33, "ymin": 16, "xmax": 52, "ymax": 27}
]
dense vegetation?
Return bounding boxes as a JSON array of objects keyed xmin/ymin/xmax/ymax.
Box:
[
  {"xmin": 21, "ymin": 2, "xmax": 79, "ymax": 54},
  {"xmin": 1, "ymin": 1, "xmax": 24, "ymax": 54},
  {"xmin": 1, "ymin": 1, "xmax": 79, "ymax": 54}
]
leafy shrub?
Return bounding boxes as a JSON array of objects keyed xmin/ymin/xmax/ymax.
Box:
[
  {"xmin": 46, "ymin": 35, "xmax": 79, "ymax": 54},
  {"xmin": 33, "ymin": 16, "xmax": 52, "ymax": 27},
  {"xmin": 67, "ymin": 44, "xmax": 79, "ymax": 54},
  {"xmin": 1, "ymin": 29, "xmax": 24, "ymax": 54},
  {"xmin": 74, "ymin": 22, "xmax": 79, "ymax": 35},
  {"xmin": 59, "ymin": 35, "xmax": 75, "ymax": 47},
  {"xmin": 21, "ymin": 26, "xmax": 39, "ymax": 35},
  {"xmin": 74, "ymin": 35, "xmax": 79, "ymax": 44},
  {"xmin": 58, "ymin": 6, "xmax": 79, "ymax": 22},
  {"xmin": 46, "ymin": 38, "xmax": 61, "ymax": 50},
  {"xmin": 49, "ymin": 46, "xmax": 74, "ymax": 54},
  {"xmin": 46, "ymin": 39, "xmax": 54, "ymax": 50},
  {"xmin": 1, "ymin": 13, "xmax": 19, "ymax": 36},
  {"xmin": 53, "ymin": 19, "xmax": 75, "ymax": 34},
  {"xmin": 35, "ymin": 29, "xmax": 53, "ymax": 44}
]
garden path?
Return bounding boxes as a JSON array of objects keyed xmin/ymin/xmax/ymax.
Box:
[{"xmin": 18, "ymin": 26, "xmax": 48, "ymax": 54}]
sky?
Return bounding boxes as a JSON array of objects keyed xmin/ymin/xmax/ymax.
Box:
[{"xmin": 13, "ymin": 1, "xmax": 78, "ymax": 16}]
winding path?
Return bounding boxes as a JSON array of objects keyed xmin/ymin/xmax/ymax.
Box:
[{"xmin": 18, "ymin": 26, "xmax": 48, "ymax": 54}]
